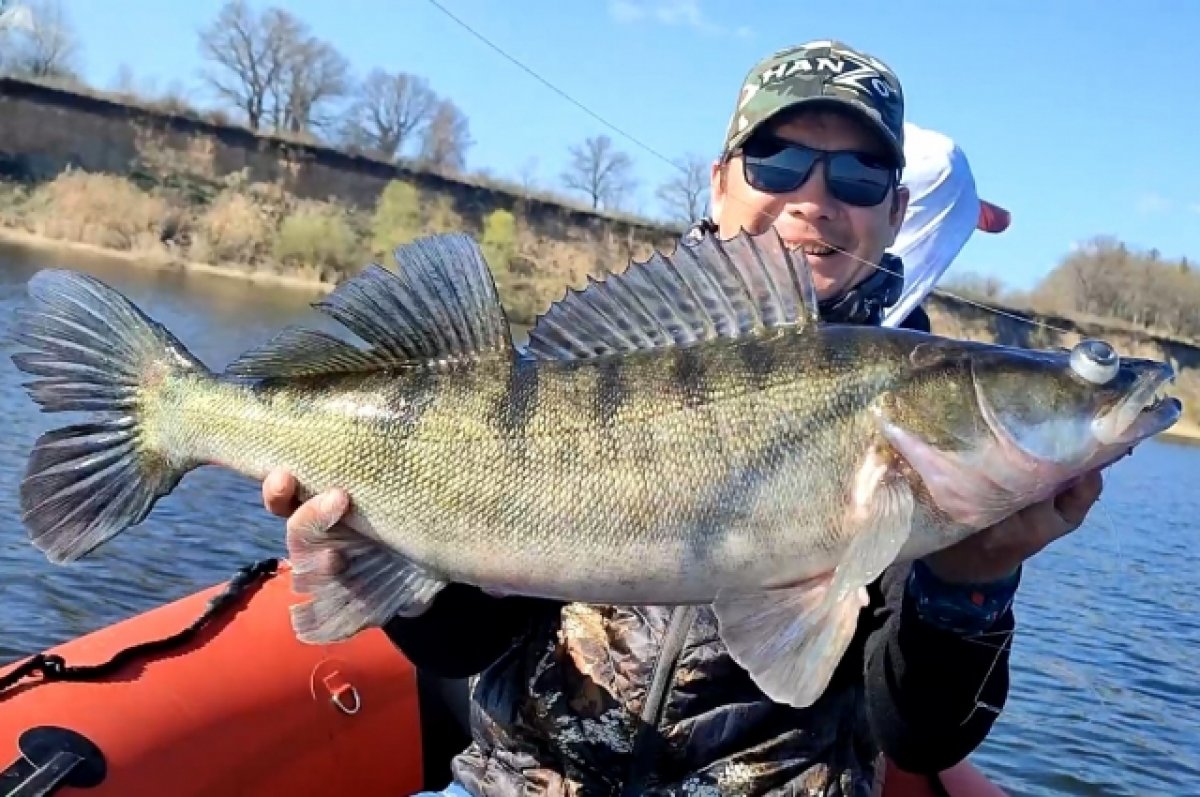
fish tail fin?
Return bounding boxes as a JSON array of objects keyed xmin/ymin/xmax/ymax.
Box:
[{"xmin": 11, "ymin": 269, "xmax": 209, "ymax": 564}]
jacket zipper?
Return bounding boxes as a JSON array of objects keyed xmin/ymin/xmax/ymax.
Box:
[{"xmin": 619, "ymin": 606, "xmax": 697, "ymax": 797}]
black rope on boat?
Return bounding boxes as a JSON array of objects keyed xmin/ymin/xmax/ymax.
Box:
[{"xmin": 0, "ymin": 557, "xmax": 280, "ymax": 697}]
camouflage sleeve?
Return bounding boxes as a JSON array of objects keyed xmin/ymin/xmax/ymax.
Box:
[
  {"xmin": 860, "ymin": 560, "xmax": 1015, "ymax": 773},
  {"xmin": 381, "ymin": 584, "xmax": 563, "ymax": 678}
]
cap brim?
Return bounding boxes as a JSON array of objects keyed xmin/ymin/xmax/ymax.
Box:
[
  {"xmin": 727, "ymin": 96, "xmax": 905, "ymax": 168},
  {"xmin": 977, "ymin": 199, "xmax": 1010, "ymax": 233}
]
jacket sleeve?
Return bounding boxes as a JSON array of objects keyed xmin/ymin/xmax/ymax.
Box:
[
  {"xmin": 861, "ymin": 560, "xmax": 1017, "ymax": 773},
  {"xmin": 381, "ymin": 583, "xmax": 563, "ymax": 678}
]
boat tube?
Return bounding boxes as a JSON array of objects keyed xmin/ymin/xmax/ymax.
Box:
[{"xmin": 0, "ymin": 560, "xmax": 1008, "ymax": 796}]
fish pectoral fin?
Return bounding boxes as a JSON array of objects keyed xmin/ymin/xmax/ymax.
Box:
[
  {"xmin": 833, "ymin": 455, "xmax": 917, "ymax": 596},
  {"xmin": 714, "ymin": 472, "xmax": 916, "ymax": 709},
  {"xmin": 288, "ymin": 520, "xmax": 446, "ymax": 644}
]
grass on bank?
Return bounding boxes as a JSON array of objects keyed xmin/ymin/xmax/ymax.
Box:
[
  {"xmin": 2, "ymin": 168, "xmax": 1200, "ymax": 429},
  {"xmin": 0, "ymin": 169, "xmax": 659, "ymax": 325}
]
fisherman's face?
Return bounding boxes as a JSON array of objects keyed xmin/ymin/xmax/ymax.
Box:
[{"xmin": 710, "ymin": 108, "xmax": 909, "ymax": 302}]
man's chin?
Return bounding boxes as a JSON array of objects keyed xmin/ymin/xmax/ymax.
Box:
[{"xmin": 808, "ymin": 256, "xmax": 859, "ymax": 300}]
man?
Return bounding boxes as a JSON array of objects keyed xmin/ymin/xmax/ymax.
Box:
[
  {"xmin": 262, "ymin": 40, "xmax": 1103, "ymax": 796},
  {"xmin": 882, "ymin": 122, "xmax": 1011, "ymax": 328}
]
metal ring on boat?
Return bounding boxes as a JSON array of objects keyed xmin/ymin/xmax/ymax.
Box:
[{"xmin": 331, "ymin": 686, "xmax": 361, "ymax": 715}]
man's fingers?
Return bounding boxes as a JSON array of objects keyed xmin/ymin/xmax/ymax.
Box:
[
  {"xmin": 285, "ymin": 489, "xmax": 352, "ymax": 577},
  {"xmin": 286, "ymin": 488, "xmax": 350, "ymax": 538},
  {"xmin": 263, "ymin": 469, "xmax": 299, "ymax": 517},
  {"xmin": 1054, "ymin": 469, "xmax": 1103, "ymax": 528},
  {"xmin": 1016, "ymin": 470, "xmax": 1103, "ymax": 552}
]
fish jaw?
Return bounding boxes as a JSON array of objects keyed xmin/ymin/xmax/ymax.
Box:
[{"xmin": 1091, "ymin": 359, "xmax": 1182, "ymax": 451}]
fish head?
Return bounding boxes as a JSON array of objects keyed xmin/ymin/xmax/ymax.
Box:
[{"xmin": 877, "ymin": 335, "xmax": 1182, "ymax": 530}]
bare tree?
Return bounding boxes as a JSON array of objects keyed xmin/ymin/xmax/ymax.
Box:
[
  {"xmin": 2, "ymin": 0, "xmax": 79, "ymax": 78},
  {"xmin": 516, "ymin": 156, "xmax": 540, "ymax": 192},
  {"xmin": 560, "ymin": 135, "xmax": 637, "ymax": 211},
  {"xmin": 109, "ymin": 62, "xmax": 136, "ymax": 94},
  {"xmin": 1029, "ymin": 234, "xmax": 1200, "ymax": 340},
  {"xmin": 197, "ymin": 1, "xmax": 301, "ymax": 130},
  {"xmin": 198, "ymin": 1, "xmax": 349, "ymax": 136},
  {"xmin": 268, "ymin": 36, "xmax": 350, "ymax": 135},
  {"xmin": 341, "ymin": 69, "xmax": 438, "ymax": 159},
  {"xmin": 417, "ymin": 98, "xmax": 473, "ymax": 173},
  {"xmin": 656, "ymin": 154, "xmax": 710, "ymax": 224}
]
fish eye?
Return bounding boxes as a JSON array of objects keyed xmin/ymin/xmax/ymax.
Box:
[{"xmin": 1070, "ymin": 338, "xmax": 1120, "ymax": 385}]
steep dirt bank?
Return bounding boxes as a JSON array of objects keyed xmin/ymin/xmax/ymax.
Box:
[{"xmin": 2, "ymin": 74, "xmax": 1195, "ymax": 440}]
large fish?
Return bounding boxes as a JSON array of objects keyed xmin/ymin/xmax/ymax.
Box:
[{"xmin": 10, "ymin": 228, "xmax": 1181, "ymax": 708}]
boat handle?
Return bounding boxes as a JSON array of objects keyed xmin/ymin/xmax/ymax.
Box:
[{"xmin": 322, "ymin": 670, "xmax": 361, "ymax": 716}]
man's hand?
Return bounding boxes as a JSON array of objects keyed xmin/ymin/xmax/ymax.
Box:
[
  {"xmin": 262, "ymin": 469, "xmax": 351, "ymax": 577},
  {"xmin": 921, "ymin": 468, "xmax": 1105, "ymax": 585}
]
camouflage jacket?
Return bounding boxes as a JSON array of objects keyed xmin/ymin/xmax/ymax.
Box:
[
  {"xmin": 386, "ymin": 548, "xmax": 1015, "ymax": 796},
  {"xmin": 382, "ymin": 239, "xmax": 1018, "ymax": 795}
]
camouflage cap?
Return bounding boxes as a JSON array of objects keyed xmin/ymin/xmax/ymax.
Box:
[{"xmin": 721, "ymin": 40, "xmax": 906, "ymax": 168}]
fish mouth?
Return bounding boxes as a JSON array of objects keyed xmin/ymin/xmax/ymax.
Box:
[{"xmin": 1095, "ymin": 362, "xmax": 1182, "ymax": 446}]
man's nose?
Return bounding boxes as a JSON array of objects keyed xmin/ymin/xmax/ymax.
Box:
[{"xmin": 782, "ymin": 160, "xmax": 837, "ymax": 221}]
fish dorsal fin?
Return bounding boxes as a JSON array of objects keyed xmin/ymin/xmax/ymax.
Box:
[
  {"xmin": 525, "ymin": 227, "xmax": 820, "ymax": 361},
  {"xmin": 223, "ymin": 328, "xmax": 391, "ymax": 379},
  {"xmin": 224, "ymin": 233, "xmax": 514, "ymax": 379}
]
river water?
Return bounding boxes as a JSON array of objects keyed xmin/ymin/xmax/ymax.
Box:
[{"xmin": 0, "ymin": 242, "xmax": 1196, "ymax": 796}]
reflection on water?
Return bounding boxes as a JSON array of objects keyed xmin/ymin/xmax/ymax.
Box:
[{"xmin": 0, "ymin": 241, "xmax": 1196, "ymax": 795}]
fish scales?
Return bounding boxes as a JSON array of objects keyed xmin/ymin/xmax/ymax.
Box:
[
  {"xmin": 11, "ymin": 228, "xmax": 1181, "ymax": 710},
  {"xmin": 147, "ymin": 330, "xmax": 883, "ymax": 602}
]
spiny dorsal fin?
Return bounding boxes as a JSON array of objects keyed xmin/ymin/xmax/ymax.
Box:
[
  {"xmin": 223, "ymin": 233, "xmax": 514, "ymax": 380},
  {"xmin": 525, "ymin": 227, "xmax": 820, "ymax": 361}
]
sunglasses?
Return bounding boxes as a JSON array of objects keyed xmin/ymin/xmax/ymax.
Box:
[{"xmin": 738, "ymin": 134, "xmax": 898, "ymax": 207}]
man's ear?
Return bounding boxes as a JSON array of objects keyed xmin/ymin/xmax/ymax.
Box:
[
  {"xmin": 887, "ymin": 184, "xmax": 910, "ymax": 243},
  {"xmin": 709, "ymin": 158, "xmax": 727, "ymax": 225}
]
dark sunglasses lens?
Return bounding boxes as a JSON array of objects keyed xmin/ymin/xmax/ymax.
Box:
[
  {"xmin": 742, "ymin": 144, "xmax": 818, "ymax": 193},
  {"xmin": 742, "ymin": 140, "xmax": 894, "ymax": 206},
  {"xmin": 826, "ymin": 154, "xmax": 893, "ymax": 206}
]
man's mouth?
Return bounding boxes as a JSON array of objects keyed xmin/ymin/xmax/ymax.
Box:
[{"xmin": 798, "ymin": 242, "xmax": 839, "ymax": 257}]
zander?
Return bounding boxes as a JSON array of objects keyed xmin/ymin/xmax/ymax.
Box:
[{"xmin": 10, "ymin": 228, "xmax": 1181, "ymax": 709}]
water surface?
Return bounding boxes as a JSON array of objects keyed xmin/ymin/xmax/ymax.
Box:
[{"xmin": 0, "ymin": 243, "xmax": 1195, "ymax": 795}]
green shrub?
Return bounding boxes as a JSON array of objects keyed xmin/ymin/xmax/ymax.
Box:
[
  {"xmin": 272, "ymin": 201, "xmax": 361, "ymax": 277},
  {"xmin": 26, "ymin": 171, "xmax": 170, "ymax": 251},
  {"xmin": 194, "ymin": 189, "xmax": 271, "ymax": 263},
  {"xmin": 424, "ymin": 194, "xmax": 463, "ymax": 234},
  {"xmin": 481, "ymin": 208, "xmax": 517, "ymax": 271},
  {"xmin": 369, "ymin": 180, "xmax": 422, "ymax": 256}
]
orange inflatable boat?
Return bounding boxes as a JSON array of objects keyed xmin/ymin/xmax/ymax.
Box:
[{"xmin": 0, "ymin": 559, "xmax": 1009, "ymax": 796}]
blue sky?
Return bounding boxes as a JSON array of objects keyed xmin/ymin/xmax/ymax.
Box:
[{"xmin": 56, "ymin": 0, "xmax": 1200, "ymax": 292}]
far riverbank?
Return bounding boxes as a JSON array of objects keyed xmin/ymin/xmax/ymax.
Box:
[
  {"xmin": 0, "ymin": 225, "xmax": 335, "ymax": 294},
  {"xmin": 3, "ymin": 174, "xmax": 1198, "ymax": 446}
]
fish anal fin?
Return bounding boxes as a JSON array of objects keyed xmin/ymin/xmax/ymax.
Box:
[
  {"xmin": 715, "ymin": 450, "xmax": 915, "ymax": 708},
  {"xmin": 525, "ymin": 227, "xmax": 820, "ymax": 362},
  {"xmin": 287, "ymin": 518, "xmax": 446, "ymax": 644}
]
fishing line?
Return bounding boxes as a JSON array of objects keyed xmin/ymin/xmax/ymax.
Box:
[
  {"xmin": 423, "ymin": 0, "xmax": 1147, "ymax": 737},
  {"xmin": 422, "ymin": 0, "xmax": 1074, "ymax": 338}
]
